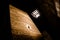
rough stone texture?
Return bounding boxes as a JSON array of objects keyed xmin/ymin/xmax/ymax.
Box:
[{"xmin": 10, "ymin": 5, "xmax": 42, "ymax": 40}]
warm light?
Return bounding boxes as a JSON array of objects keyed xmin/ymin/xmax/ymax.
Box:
[
  {"xmin": 55, "ymin": 1, "xmax": 60, "ymax": 17},
  {"xmin": 10, "ymin": 5, "xmax": 42, "ymax": 40}
]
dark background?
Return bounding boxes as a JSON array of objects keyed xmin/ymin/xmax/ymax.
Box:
[
  {"xmin": 0, "ymin": 0, "xmax": 12, "ymax": 40},
  {"xmin": 0, "ymin": 0, "xmax": 60, "ymax": 40},
  {"xmin": 10, "ymin": 0, "xmax": 59, "ymax": 40}
]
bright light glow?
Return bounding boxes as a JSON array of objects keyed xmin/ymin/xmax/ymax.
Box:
[{"xmin": 31, "ymin": 9, "xmax": 40, "ymax": 18}]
